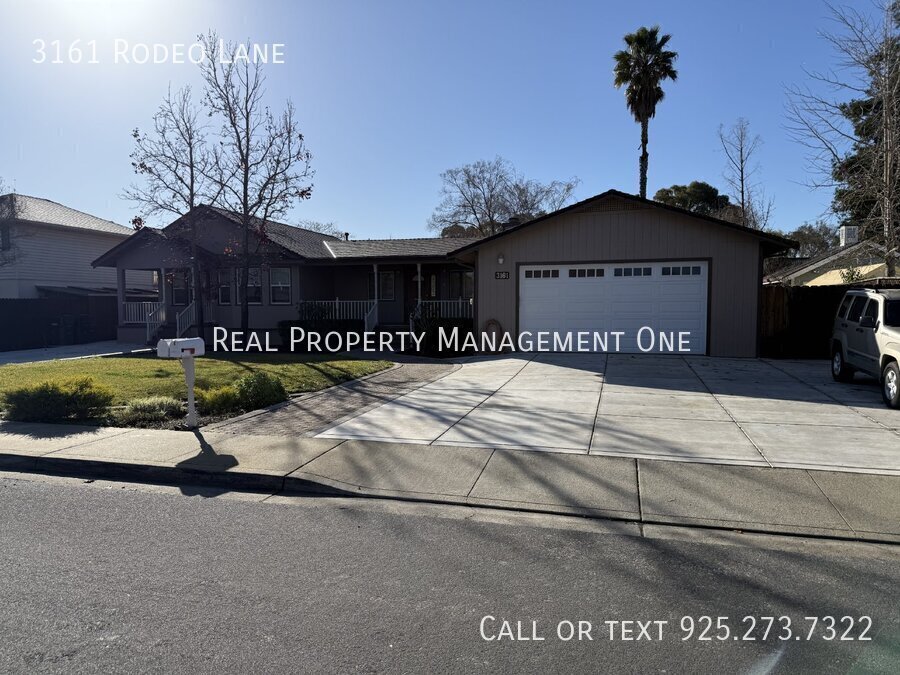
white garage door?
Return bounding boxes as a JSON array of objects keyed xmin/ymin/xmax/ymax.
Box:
[{"xmin": 519, "ymin": 261, "xmax": 708, "ymax": 354}]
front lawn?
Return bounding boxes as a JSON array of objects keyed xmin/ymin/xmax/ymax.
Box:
[{"xmin": 0, "ymin": 353, "xmax": 392, "ymax": 406}]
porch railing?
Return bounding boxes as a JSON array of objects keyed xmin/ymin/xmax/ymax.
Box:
[
  {"xmin": 123, "ymin": 301, "xmax": 163, "ymax": 324},
  {"xmin": 364, "ymin": 302, "xmax": 378, "ymax": 332},
  {"xmin": 417, "ymin": 299, "xmax": 473, "ymax": 319},
  {"xmin": 146, "ymin": 304, "xmax": 166, "ymax": 343},
  {"xmin": 298, "ymin": 299, "xmax": 376, "ymax": 321},
  {"xmin": 176, "ymin": 300, "xmax": 214, "ymax": 338}
]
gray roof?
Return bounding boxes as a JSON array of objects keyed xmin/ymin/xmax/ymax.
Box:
[
  {"xmin": 0, "ymin": 194, "xmax": 133, "ymax": 235},
  {"xmin": 324, "ymin": 237, "xmax": 477, "ymax": 259},
  {"xmin": 199, "ymin": 206, "xmax": 339, "ymax": 258}
]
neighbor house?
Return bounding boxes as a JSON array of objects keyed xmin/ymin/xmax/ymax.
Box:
[
  {"xmin": 0, "ymin": 194, "xmax": 154, "ymax": 298},
  {"xmin": 93, "ymin": 190, "xmax": 795, "ymax": 356},
  {"xmin": 765, "ymin": 226, "xmax": 890, "ymax": 287}
]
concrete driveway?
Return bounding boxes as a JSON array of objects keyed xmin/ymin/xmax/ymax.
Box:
[{"xmin": 317, "ymin": 353, "xmax": 900, "ymax": 475}]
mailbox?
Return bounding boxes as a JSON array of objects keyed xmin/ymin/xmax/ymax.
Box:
[
  {"xmin": 157, "ymin": 337, "xmax": 206, "ymax": 358},
  {"xmin": 156, "ymin": 338, "xmax": 205, "ymax": 428}
]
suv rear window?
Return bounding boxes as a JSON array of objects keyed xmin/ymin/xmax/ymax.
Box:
[
  {"xmin": 886, "ymin": 300, "xmax": 900, "ymax": 327},
  {"xmin": 846, "ymin": 296, "xmax": 866, "ymax": 322}
]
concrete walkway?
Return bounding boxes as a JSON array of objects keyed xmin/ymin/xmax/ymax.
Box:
[
  {"xmin": 315, "ymin": 353, "xmax": 900, "ymax": 475},
  {"xmin": 0, "ymin": 421, "xmax": 897, "ymax": 543},
  {"xmin": 0, "ymin": 341, "xmax": 149, "ymax": 365}
]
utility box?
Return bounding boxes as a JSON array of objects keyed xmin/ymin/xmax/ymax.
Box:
[{"xmin": 157, "ymin": 337, "xmax": 206, "ymax": 358}]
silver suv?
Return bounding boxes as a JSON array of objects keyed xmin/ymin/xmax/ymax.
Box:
[{"xmin": 831, "ymin": 288, "xmax": 900, "ymax": 408}]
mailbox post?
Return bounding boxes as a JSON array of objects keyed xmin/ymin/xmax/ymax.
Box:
[{"xmin": 157, "ymin": 337, "xmax": 205, "ymax": 428}]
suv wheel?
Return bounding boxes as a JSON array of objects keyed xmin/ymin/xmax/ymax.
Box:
[
  {"xmin": 882, "ymin": 361, "xmax": 900, "ymax": 409},
  {"xmin": 831, "ymin": 346, "xmax": 854, "ymax": 382}
]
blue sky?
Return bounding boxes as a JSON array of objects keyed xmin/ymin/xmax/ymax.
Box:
[{"xmin": 1, "ymin": 0, "xmax": 860, "ymax": 237}]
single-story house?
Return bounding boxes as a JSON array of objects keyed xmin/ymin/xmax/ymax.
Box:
[
  {"xmin": 93, "ymin": 190, "xmax": 795, "ymax": 357},
  {"xmin": 765, "ymin": 238, "xmax": 891, "ymax": 288},
  {"xmin": 0, "ymin": 194, "xmax": 154, "ymax": 299}
]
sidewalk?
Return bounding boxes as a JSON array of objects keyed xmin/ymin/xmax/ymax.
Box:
[{"xmin": 0, "ymin": 421, "xmax": 897, "ymax": 544}]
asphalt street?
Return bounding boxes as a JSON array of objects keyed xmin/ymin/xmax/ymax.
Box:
[{"xmin": 0, "ymin": 473, "xmax": 897, "ymax": 674}]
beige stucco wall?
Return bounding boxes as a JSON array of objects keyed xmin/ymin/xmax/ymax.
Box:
[{"xmin": 469, "ymin": 201, "xmax": 764, "ymax": 357}]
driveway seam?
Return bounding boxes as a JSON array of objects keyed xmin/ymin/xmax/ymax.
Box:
[
  {"xmin": 466, "ymin": 448, "xmax": 496, "ymax": 497},
  {"xmin": 805, "ymin": 469, "xmax": 857, "ymax": 534},
  {"xmin": 681, "ymin": 357, "xmax": 773, "ymax": 467},
  {"xmin": 635, "ymin": 458, "xmax": 644, "ymax": 536},
  {"xmin": 586, "ymin": 352, "xmax": 609, "ymax": 453},
  {"xmin": 762, "ymin": 359, "xmax": 900, "ymax": 440},
  {"xmin": 428, "ymin": 353, "xmax": 537, "ymax": 445}
]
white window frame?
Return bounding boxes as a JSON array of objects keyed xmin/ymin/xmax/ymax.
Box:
[
  {"xmin": 237, "ymin": 267, "xmax": 263, "ymax": 305},
  {"xmin": 269, "ymin": 267, "xmax": 292, "ymax": 305},
  {"xmin": 217, "ymin": 269, "xmax": 232, "ymax": 305}
]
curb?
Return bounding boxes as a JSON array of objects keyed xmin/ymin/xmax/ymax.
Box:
[{"xmin": 2, "ymin": 451, "xmax": 898, "ymax": 547}]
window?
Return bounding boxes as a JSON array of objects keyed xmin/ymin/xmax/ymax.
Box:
[
  {"xmin": 217, "ymin": 269, "xmax": 232, "ymax": 305},
  {"xmin": 379, "ymin": 271, "xmax": 395, "ymax": 300},
  {"xmin": 0, "ymin": 224, "xmax": 9, "ymax": 251},
  {"xmin": 662, "ymin": 265, "xmax": 700, "ymax": 277},
  {"xmin": 837, "ymin": 295, "xmax": 853, "ymax": 319},
  {"xmin": 885, "ymin": 300, "xmax": 900, "ymax": 327},
  {"xmin": 614, "ymin": 267, "xmax": 651, "ymax": 277},
  {"xmin": 171, "ymin": 270, "xmax": 190, "ymax": 306},
  {"xmin": 237, "ymin": 268, "xmax": 262, "ymax": 305},
  {"xmin": 862, "ymin": 299, "xmax": 878, "ymax": 321},
  {"xmin": 449, "ymin": 270, "xmax": 474, "ymax": 299},
  {"xmin": 269, "ymin": 267, "xmax": 291, "ymax": 304},
  {"xmin": 525, "ymin": 268, "xmax": 558, "ymax": 280},
  {"xmin": 429, "ymin": 274, "xmax": 438, "ymax": 299},
  {"xmin": 846, "ymin": 296, "xmax": 866, "ymax": 323}
]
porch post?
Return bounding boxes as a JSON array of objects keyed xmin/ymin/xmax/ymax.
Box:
[
  {"xmin": 417, "ymin": 263, "xmax": 422, "ymax": 305},
  {"xmin": 373, "ymin": 263, "xmax": 379, "ymax": 326},
  {"xmin": 159, "ymin": 268, "xmax": 167, "ymax": 306},
  {"xmin": 116, "ymin": 267, "xmax": 126, "ymax": 325}
]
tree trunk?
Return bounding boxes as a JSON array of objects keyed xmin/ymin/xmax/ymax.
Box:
[
  {"xmin": 639, "ymin": 118, "xmax": 649, "ymax": 199},
  {"xmin": 189, "ymin": 210, "xmax": 205, "ymax": 341},
  {"xmin": 240, "ymin": 219, "xmax": 250, "ymax": 332}
]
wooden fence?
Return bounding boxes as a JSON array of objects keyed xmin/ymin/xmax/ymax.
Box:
[{"xmin": 0, "ymin": 296, "xmax": 117, "ymax": 352}]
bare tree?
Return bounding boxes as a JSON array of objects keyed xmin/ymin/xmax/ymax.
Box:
[
  {"xmin": 0, "ymin": 179, "xmax": 27, "ymax": 269},
  {"xmin": 428, "ymin": 157, "xmax": 579, "ymax": 237},
  {"xmin": 786, "ymin": 1, "xmax": 899, "ymax": 275},
  {"xmin": 124, "ymin": 86, "xmax": 217, "ymax": 338},
  {"xmin": 299, "ymin": 219, "xmax": 343, "ymax": 238},
  {"xmin": 718, "ymin": 118, "xmax": 774, "ymax": 229},
  {"xmin": 200, "ymin": 32, "xmax": 314, "ymax": 331}
]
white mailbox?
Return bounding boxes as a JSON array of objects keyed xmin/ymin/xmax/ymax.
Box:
[
  {"xmin": 156, "ymin": 337, "xmax": 205, "ymax": 358},
  {"xmin": 156, "ymin": 337, "xmax": 205, "ymax": 428}
]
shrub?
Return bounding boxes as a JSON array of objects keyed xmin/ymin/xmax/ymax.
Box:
[
  {"xmin": 2, "ymin": 377, "xmax": 114, "ymax": 422},
  {"xmin": 196, "ymin": 385, "xmax": 241, "ymax": 416},
  {"xmin": 235, "ymin": 371, "xmax": 287, "ymax": 410},
  {"xmin": 118, "ymin": 396, "xmax": 184, "ymax": 425}
]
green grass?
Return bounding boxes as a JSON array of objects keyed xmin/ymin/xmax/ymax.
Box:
[{"xmin": 0, "ymin": 353, "xmax": 391, "ymax": 406}]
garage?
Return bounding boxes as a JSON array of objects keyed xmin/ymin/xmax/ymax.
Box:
[
  {"xmin": 451, "ymin": 190, "xmax": 796, "ymax": 358},
  {"xmin": 519, "ymin": 261, "xmax": 709, "ymax": 353}
]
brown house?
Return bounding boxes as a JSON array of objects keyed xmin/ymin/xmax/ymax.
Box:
[{"xmin": 94, "ymin": 191, "xmax": 795, "ymax": 356}]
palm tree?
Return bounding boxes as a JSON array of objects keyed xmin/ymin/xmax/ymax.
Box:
[{"xmin": 613, "ymin": 26, "xmax": 678, "ymax": 198}]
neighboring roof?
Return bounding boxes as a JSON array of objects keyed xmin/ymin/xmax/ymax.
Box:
[
  {"xmin": 0, "ymin": 194, "xmax": 133, "ymax": 235},
  {"xmin": 450, "ymin": 189, "xmax": 798, "ymax": 255},
  {"xmin": 35, "ymin": 285, "xmax": 158, "ymax": 298},
  {"xmin": 765, "ymin": 239, "xmax": 883, "ymax": 283},
  {"xmin": 324, "ymin": 237, "xmax": 477, "ymax": 260},
  {"xmin": 806, "ymin": 263, "xmax": 886, "ymax": 287}
]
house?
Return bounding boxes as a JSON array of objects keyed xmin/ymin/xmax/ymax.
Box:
[
  {"xmin": 765, "ymin": 238, "xmax": 890, "ymax": 288},
  {"xmin": 93, "ymin": 190, "xmax": 795, "ymax": 356},
  {"xmin": 93, "ymin": 206, "xmax": 475, "ymax": 344},
  {"xmin": 0, "ymin": 194, "xmax": 154, "ymax": 299}
]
